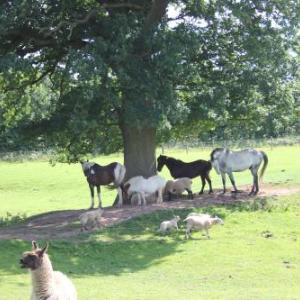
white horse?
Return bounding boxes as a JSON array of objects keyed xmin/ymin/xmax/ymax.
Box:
[
  {"xmin": 123, "ymin": 175, "xmax": 166, "ymax": 205},
  {"xmin": 210, "ymin": 148, "xmax": 268, "ymax": 195}
]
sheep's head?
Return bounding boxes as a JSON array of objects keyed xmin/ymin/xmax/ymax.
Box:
[
  {"xmin": 174, "ymin": 215, "xmax": 181, "ymax": 222},
  {"xmin": 213, "ymin": 216, "xmax": 224, "ymax": 225},
  {"xmin": 20, "ymin": 241, "xmax": 48, "ymax": 270}
]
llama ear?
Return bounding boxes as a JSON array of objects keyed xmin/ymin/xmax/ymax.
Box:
[
  {"xmin": 32, "ymin": 240, "xmax": 38, "ymax": 250},
  {"xmin": 39, "ymin": 243, "xmax": 49, "ymax": 257}
]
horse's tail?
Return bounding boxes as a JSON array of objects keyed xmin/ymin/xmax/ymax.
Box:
[
  {"xmin": 113, "ymin": 163, "xmax": 126, "ymax": 187},
  {"xmin": 259, "ymin": 151, "xmax": 268, "ymax": 182}
]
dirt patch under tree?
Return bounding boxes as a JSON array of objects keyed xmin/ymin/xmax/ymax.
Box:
[{"xmin": 0, "ymin": 184, "xmax": 299, "ymax": 241}]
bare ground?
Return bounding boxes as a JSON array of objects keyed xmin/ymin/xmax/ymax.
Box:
[{"xmin": 0, "ymin": 184, "xmax": 299, "ymax": 241}]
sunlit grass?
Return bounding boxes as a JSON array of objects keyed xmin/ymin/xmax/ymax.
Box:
[
  {"xmin": 0, "ymin": 145, "xmax": 299, "ymax": 218},
  {"xmin": 0, "ymin": 195, "xmax": 300, "ymax": 299}
]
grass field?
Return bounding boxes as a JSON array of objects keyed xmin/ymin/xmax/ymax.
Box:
[
  {"xmin": 0, "ymin": 145, "xmax": 300, "ymax": 299},
  {"xmin": 0, "ymin": 145, "xmax": 299, "ymax": 219}
]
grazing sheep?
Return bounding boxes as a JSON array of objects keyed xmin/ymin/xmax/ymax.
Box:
[
  {"xmin": 184, "ymin": 214, "xmax": 224, "ymax": 239},
  {"xmin": 79, "ymin": 208, "xmax": 103, "ymax": 231},
  {"xmin": 20, "ymin": 241, "xmax": 77, "ymax": 300},
  {"xmin": 123, "ymin": 175, "xmax": 166, "ymax": 205},
  {"xmin": 164, "ymin": 178, "xmax": 193, "ymax": 200},
  {"xmin": 187, "ymin": 212, "xmax": 211, "ymax": 218},
  {"xmin": 158, "ymin": 216, "xmax": 181, "ymax": 234}
]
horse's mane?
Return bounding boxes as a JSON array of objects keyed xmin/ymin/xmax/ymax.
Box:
[{"xmin": 165, "ymin": 156, "xmax": 185, "ymax": 165}]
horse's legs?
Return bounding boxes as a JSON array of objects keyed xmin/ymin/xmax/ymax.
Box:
[
  {"xmin": 96, "ymin": 186, "xmax": 102, "ymax": 208},
  {"xmin": 221, "ymin": 172, "xmax": 226, "ymax": 194},
  {"xmin": 228, "ymin": 172, "xmax": 238, "ymax": 193},
  {"xmin": 250, "ymin": 166, "xmax": 259, "ymax": 195},
  {"xmin": 117, "ymin": 187, "xmax": 123, "ymax": 207},
  {"xmin": 199, "ymin": 175, "xmax": 206, "ymax": 194},
  {"xmin": 206, "ymin": 174, "xmax": 213, "ymax": 194},
  {"xmin": 89, "ymin": 184, "xmax": 95, "ymax": 209}
]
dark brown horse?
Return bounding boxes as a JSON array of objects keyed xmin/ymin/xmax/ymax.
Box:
[
  {"xmin": 157, "ymin": 155, "xmax": 213, "ymax": 194},
  {"xmin": 81, "ymin": 161, "xmax": 126, "ymax": 208}
]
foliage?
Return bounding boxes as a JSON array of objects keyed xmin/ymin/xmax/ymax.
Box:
[{"xmin": 0, "ymin": 1, "xmax": 299, "ymax": 160}]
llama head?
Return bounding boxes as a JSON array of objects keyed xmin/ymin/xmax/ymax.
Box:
[{"xmin": 20, "ymin": 241, "xmax": 48, "ymax": 270}]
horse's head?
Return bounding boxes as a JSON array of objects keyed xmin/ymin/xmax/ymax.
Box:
[
  {"xmin": 80, "ymin": 161, "xmax": 95, "ymax": 176},
  {"xmin": 157, "ymin": 155, "xmax": 167, "ymax": 172}
]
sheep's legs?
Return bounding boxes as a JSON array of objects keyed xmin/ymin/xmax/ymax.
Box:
[
  {"xmin": 157, "ymin": 188, "xmax": 163, "ymax": 203},
  {"xmin": 186, "ymin": 189, "xmax": 193, "ymax": 199},
  {"xmin": 96, "ymin": 186, "xmax": 102, "ymax": 208},
  {"xmin": 89, "ymin": 184, "xmax": 95, "ymax": 209},
  {"xmin": 205, "ymin": 228, "xmax": 210, "ymax": 239}
]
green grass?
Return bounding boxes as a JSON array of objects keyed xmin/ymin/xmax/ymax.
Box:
[
  {"xmin": 1, "ymin": 195, "xmax": 300, "ymax": 299},
  {"xmin": 0, "ymin": 145, "xmax": 299, "ymax": 219},
  {"xmin": 0, "ymin": 145, "xmax": 300, "ymax": 299}
]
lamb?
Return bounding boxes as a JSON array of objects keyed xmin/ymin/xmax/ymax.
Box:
[
  {"xmin": 187, "ymin": 212, "xmax": 211, "ymax": 218},
  {"xmin": 164, "ymin": 178, "xmax": 193, "ymax": 200},
  {"xmin": 184, "ymin": 214, "xmax": 224, "ymax": 239},
  {"xmin": 158, "ymin": 216, "xmax": 181, "ymax": 234},
  {"xmin": 123, "ymin": 175, "xmax": 166, "ymax": 205},
  {"xmin": 79, "ymin": 208, "xmax": 103, "ymax": 231},
  {"xmin": 20, "ymin": 241, "xmax": 77, "ymax": 300}
]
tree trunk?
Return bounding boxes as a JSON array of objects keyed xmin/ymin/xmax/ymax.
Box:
[
  {"xmin": 112, "ymin": 125, "xmax": 157, "ymax": 206},
  {"xmin": 122, "ymin": 125, "xmax": 157, "ymax": 179}
]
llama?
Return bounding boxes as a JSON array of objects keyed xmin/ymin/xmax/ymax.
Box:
[{"xmin": 20, "ymin": 241, "xmax": 77, "ymax": 300}]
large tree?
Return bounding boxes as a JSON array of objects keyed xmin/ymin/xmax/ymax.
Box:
[{"xmin": 0, "ymin": 1, "xmax": 299, "ymax": 179}]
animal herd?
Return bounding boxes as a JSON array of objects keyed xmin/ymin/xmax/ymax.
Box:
[
  {"xmin": 81, "ymin": 147, "xmax": 268, "ymax": 209},
  {"xmin": 19, "ymin": 147, "xmax": 268, "ymax": 300}
]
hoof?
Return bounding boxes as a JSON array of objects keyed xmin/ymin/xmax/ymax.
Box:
[{"xmin": 198, "ymin": 191, "xmax": 204, "ymax": 195}]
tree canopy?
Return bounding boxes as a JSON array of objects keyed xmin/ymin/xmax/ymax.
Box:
[{"xmin": 0, "ymin": 1, "xmax": 299, "ymax": 172}]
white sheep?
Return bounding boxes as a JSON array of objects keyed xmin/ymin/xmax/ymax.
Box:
[
  {"xmin": 184, "ymin": 214, "xmax": 224, "ymax": 239},
  {"xmin": 79, "ymin": 208, "xmax": 103, "ymax": 231},
  {"xmin": 20, "ymin": 241, "xmax": 77, "ymax": 300},
  {"xmin": 164, "ymin": 178, "xmax": 193, "ymax": 200},
  {"xmin": 158, "ymin": 216, "xmax": 181, "ymax": 234},
  {"xmin": 123, "ymin": 175, "xmax": 166, "ymax": 205},
  {"xmin": 187, "ymin": 212, "xmax": 211, "ymax": 218}
]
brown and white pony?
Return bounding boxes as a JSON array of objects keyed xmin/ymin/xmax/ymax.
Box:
[{"xmin": 81, "ymin": 161, "xmax": 126, "ymax": 208}]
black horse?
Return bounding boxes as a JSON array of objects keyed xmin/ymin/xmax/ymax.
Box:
[{"xmin": 157, "ymin": 155, "xmax": 213, "ymax": 194}]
